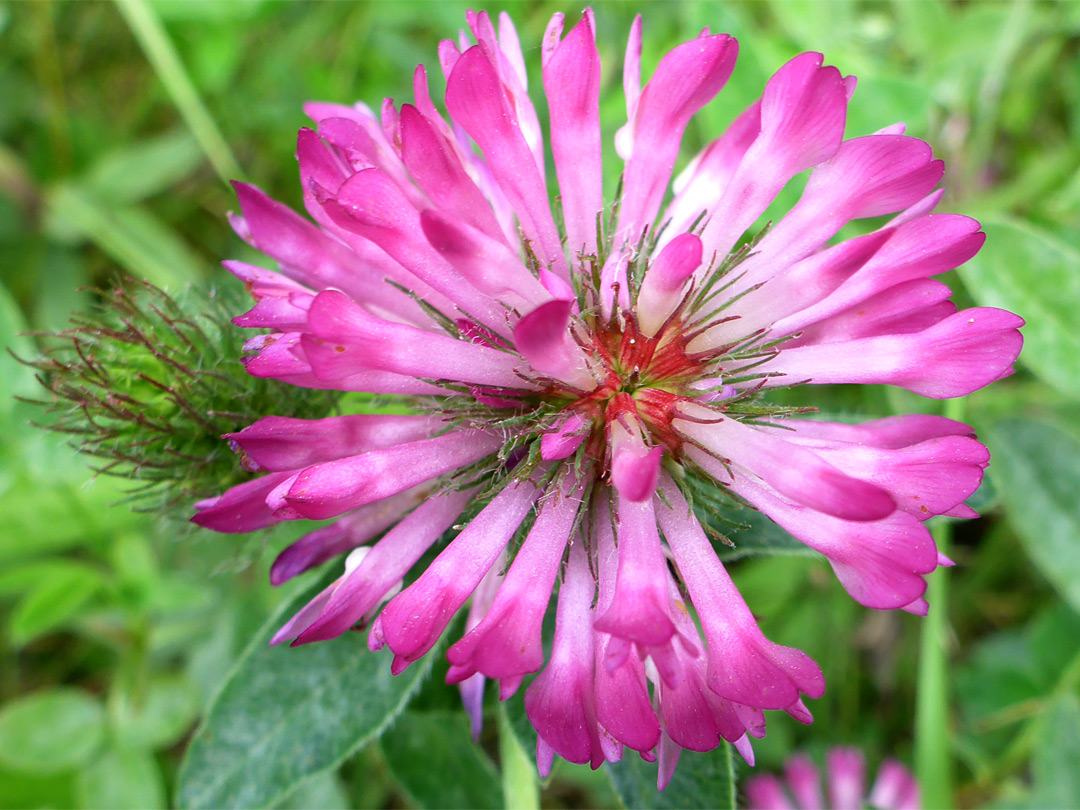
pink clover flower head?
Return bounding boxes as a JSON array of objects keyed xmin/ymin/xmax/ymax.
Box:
[
  {"xmin": 745, "ymin": 747, "xmax": 921, "ymax": 809},
  {"xmin": 194, "ymin": 9, "xmax": 1022, "ymax": 787}
]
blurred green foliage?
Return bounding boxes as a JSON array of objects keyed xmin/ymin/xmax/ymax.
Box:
[{"xmin": 1, "ymin": 1, "xmax": 1079, "ymax": 808}]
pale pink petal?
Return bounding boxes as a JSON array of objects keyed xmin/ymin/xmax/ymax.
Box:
[
  {"xmin": 379, "ymin": 478, "xmax": 540, "ymax": 666},
  {"xmin": 283, "ymin": 430, "xmax": 500, "ymax": 520},
  {"xmin": 291, "ymin": 491, "xmax": 470, "ymax": 644},
  {"xmin": 445, "ymin": 46, "xmax": 567, "ymax": 280},
  {"xmin": 615, "ymin": 33, "xmax": 738, "ymax": 248},
  {"xmin": 544, "ymin": 12, "xmax": 604, "ymax": 259},
  {"xmin": 752, "ymin": 308, "xmax": 1025, "ymax": 398}
]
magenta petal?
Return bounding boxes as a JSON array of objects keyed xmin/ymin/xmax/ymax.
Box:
[
  {"xmin": 593, "ymin": 496, "xmax": 675, "ymax": 646},
  {"xmin": 609, "ymin": 422, "xmax": 663, "ymax": 503},
  {"xmin": 513, "ymin": 299, "xmax": 594, "ymax": 388},
  {"xmin": 293, "ymin": 491, "xmax": 470, "ymax": 644},
  {"xmin": 676, "ymin": 407, "xmax": 896, "ymax": 522},
  {"xmin": 540, "ymin": 412, "xmax": 590, "ymax": 461},
  {"xmin": 419, "ymin": 208, "xmax": 550, "ymax": 307},
  {"xmin": 269, "ymin": 488, "xmax": 424, "ymax": 585},
  {"xmin": 731, "ymin": 474, "xmax": 937, "ymax": 610},
  {"xmin": 398, "ymin": 104, "xmax": 504, "ymax": 240},
  {"xmin": 616, "ymin": 33, "xmax": 738, "ymax": 246},
  {"xmin": 284, "ymin": 430, "xmax": 500, "ymax": 520},
  {"xmin": 757, "ymin": 308, "xmax": 1025, "ymax": 398},
  {"xmin": 227, "ymin": 414, "xmax": 442, "ymax": 472},
  {"xmin": 525, "ymin": 542, "xmax": 606, "ymax": 769},
  {"xmin": 785, "ymin": 754, "xmax": 824, "ymax": 810},
  {"xmin": 697, "ymin": 52, "xmax": 847, "ymax": 262},
  {"xmin": 782, "ymin": 413, "xmax": 976, "ymax": 449},
  {"xmin": 544, "ymin": 12, "xmax": 603, "ymax": 258},
  {"xmin": 322, "ymin": 168, "xmax": 509, "ymax": 333},
  {"xmin": 656, "ymin": 479, "xmax": 824, "ymax": 710},
  {"xmin": 379, "ymin": 479, "xmax": 539, "ymax": 664},
  {"xmin": 305, "ymin": 289, "xmax": 531, "ymax": 388},
  {"xmin": 447, "ymin": 471, "xmax": 585, "ymax": 679},
  {"xmin": 745, "ymin": 775, "xmax": 796, "ymax": 810},
  {"xmin": 445, "ymin": 46, "xmax": 567, "ymax": 280},
  {"xmin": 191, "ymin": 471, "xmax": 293, "ymax": 533},
  {"xmin": 638, "ymin": 233, "xmax": 704, "ymax": 335},
  {"xmin": 826, "ymin": 748, "xmax": 867, "ymax": 810},
  {"xmin": 663, "ymin": 100, "xmax": 761, "ymax": 241},
  {"xmin": 868, "ymin": 760, "xmax": 920, "ymax": 810}
]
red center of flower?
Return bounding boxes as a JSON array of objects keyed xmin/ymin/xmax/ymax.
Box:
[{"xmin": 557, "ymin": 312, "xmax": 708, "ymax": 462}]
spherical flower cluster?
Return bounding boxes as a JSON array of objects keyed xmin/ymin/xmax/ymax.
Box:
[
  {"xmin": 193, "ymin": 9, "xmax": 1022, "ymax": 786},
  {"xmin": 746, "ymin": 748, "xmax": 920, "ymax": 810}
]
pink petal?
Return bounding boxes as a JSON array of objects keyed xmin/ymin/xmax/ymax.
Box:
[
  {"xmin": 732, "ymin": 135, "xmax": 945, "ymax": 295},
  {"xmin": 320, "ymin": 168, "xmax": 511, "ymax": 334},
  {"xmin": 638, "ymin": 233, "xmax": 704, "ymax": 336},
  {"xmin": 755, "ymin": 308, "xmax": 1025, "ymax": 398},
  {"xmin": 513, "ymin": 299, "xmax": 595, "ymax": 388},
  {"xmin": 784, "ymin": 278, "xmax": 955, "ymax": 347},
  {"xmin": 594, "ymin": 495, "xmax": 675, "ymax": 646},
  {"xmin": 445, "ymin": 46, "xmax": 567, "ymax": 280},
  {"xmin": 304, "ymin": 289, "xmax": 531, "ymax": 389},
  {"xmin": 676, "ymin": 405, "xmax": 896, "ymax": 522},
  {"xmin": 539, "ymin": 410, "xmax": 589, "ymax": 461},
  {"xmin": 698, "ymin": 52, "xmax": 847, "ymax": 262},
  {"xmin": 227, "ymin": 414, "xmax": 443, "ymax": 472},
  {"xmin": 609, "ymin": 416, "xmax": 663, "ymax": 503},
  {"xmin": 269, "ymin": 487, "xmax": 427, "ymax": 585},
  {"xmin": 745, "ymin": 775, "xmax": 796, "ymax": 810},
  {"xmin": 544, "ymin": 12, "xmax": 603, "ymax": 259},
  {"xmin": 446, "ymin": 471, "xmax": 586, "ymax": 679},
  {"xmin": 292, "ymin": 491, "xmax": 470, "ymax": 644},
  {"xmin": 524, "ymin": 541, "xmax": 607, "ymax": 769},
  {"xmin": 662, "ymin": 100, "xmax": 761, "ymax": 241},
  {"xmin": 283, "ymin": 430, "xmax": 500, "ymax": 520},
  {"xmin": 655, "ymin": 478, "xmax": 825, "ymax": 710},
  {"xmin": 398, "ymin": 105, "xmax": 504, "ymax": 241},
  {"xmin": 729, "ymin": 474, "xmax": 937, "ymax": 610},
  {"xmin": 615, "ymin": 33, "xmax": 738, "ymax": 248},
  {"xmin": 379, "ymin": 479, "xmax": 540, "ymax": 665},
  {"xmin": 826, "ymin": 748, "xmax": 866, "ymax": 810},
  {"xmin": 785, "ymin": 754, "xmax": 825, "ymax": 810},
  {"xmin": 419, "ymin": 209, "xmax": 550, "ymax": 308},
  {"xmin": 773, "ymin": 214, "xmax": 985, "ymax": 336},
  {"xmin": 190, "ymin": 471, "xmax": 294, "ymax": 534}
]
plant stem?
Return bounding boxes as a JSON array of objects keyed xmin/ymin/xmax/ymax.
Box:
[
  {"xmin": 497, "ymin": 703, "xmax": 539, "ymax": 810},
  {"xmin": 113, "ymin": 0, "xmax": 242, "ymax": 186},
  {"xmin": 914, "ymin": 396, "xmax": 966, "ymax": 808}
]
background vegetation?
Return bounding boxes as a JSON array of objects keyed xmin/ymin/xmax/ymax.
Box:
[{"xmin": 1, "ymin": 1, "xmax": 1079, "ymax": 808}]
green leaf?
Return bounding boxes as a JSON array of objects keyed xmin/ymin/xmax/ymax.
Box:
[
  {"xmin": 175, "ymin": 583, "xmax": 441, "ymax": 810},
  {"xmin": 82, "ymin": 130, "xmax": 203, "ymax": 204},
  {"xmin": 112, "ymin": 675, "xmax": 200, "ymax": 750},
  {"xmin": 958, "ymin": 217, "xmax": 1080, "ymax": 400},
  {"xmin": 607, "ymin": 743, "xmax": 735, "ymax": 810},
  {"xmin": 984, "ymin": 419, "xmax": 1080, "ymax": 612},
  {"xmin": 380, "ymin": 711, "xmax": 501, "ymax": 810},
  {"xmin": 273, "ymin": 770, "xmax": 351, "ymax": 810},
  {"xmin": 76, "ymin": 746, "xmax": 166, "ymax": 810},
  {"xmin": 498, "ymin": 702, "xmax": 540, "ymax": 810},
  {"xmin": 844, "ymin": 77, "xmax": 933, "ymax": 138},
  {"xmin": 0, "ymin": 689, "xmax": 106, "ymax": 774},
  {"xmin": 43, "ymin": 184, "xmax": 207, "ymax": 287},
  {"xmin": 1028, "ymin": 695, "xmax": 1080, "ymax": 809},
  {"xmin": 0, "ymin": 276, "xmax": 35, "ymax": 426},
  {"xmin": 8, "ymin": 566, "xmax": 106, "ymax": 646}
]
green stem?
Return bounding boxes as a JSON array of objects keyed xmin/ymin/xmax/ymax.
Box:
[
  {"xmin": 497, "ymin": 703, "xmax": 540, "ymax": 810},
  {"xmin": 113, "ymin": 0, "xmax": 242, "ymax": 186},
  {"xmin": 914, "ymin": 396, "xmax": 966, "ymax": 808}
]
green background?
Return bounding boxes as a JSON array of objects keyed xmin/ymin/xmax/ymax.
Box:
[{"xmin": 1, "ymin": 1, "xmax": 1079, "ymax": 808}]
